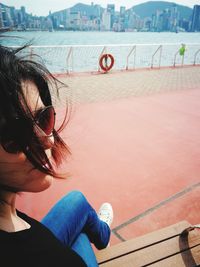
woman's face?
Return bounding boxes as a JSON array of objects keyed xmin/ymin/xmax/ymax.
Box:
[{"xmin": 0, "ymin": 81, "xmax": 54, "ymax": 192}]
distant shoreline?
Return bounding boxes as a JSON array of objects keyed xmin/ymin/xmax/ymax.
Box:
[{"xmin": 3, "ymin": 29, "xmax": 190, "ymax": 33}]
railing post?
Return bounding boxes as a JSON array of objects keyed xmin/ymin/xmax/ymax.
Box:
[
  {"xmin": 173, "ymin": 50, "xmax": 179, "ymax": 67},
  {"xmin": 194, "ymin": 49, "xmax": 200, "ymax": 65},
  {"xmin": 66, "ymin": 46, "xmax": 73, "ymax": 74},
  {"xmin": 98, "ymin": 46, "xmax": 107, "ymax": 72},
  {"xmin": 151, "ymin": 45, "xmax": 162, "ymax": 69},
  {"xmin": 126, "ymin": 45, "xmax": 136, "ymax": 70},
  {"xmin": 181, "ymin": 53, "xmax": 185, "ymax": 67},
  {"xmin": 174, "ymin": 44, "xmax": 186, "ymax": 67},
  {"xmin": 180, "ymin": 44, "xmax": 186, "ymax": 67}
]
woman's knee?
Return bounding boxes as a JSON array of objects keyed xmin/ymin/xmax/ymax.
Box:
[
  {"xmin": 67, "ymin": 190, "xmax": 86, "ymax": 201},
  {"xmin": 64, "ymin": 190, "xmax": 89, "ymax": 209}
]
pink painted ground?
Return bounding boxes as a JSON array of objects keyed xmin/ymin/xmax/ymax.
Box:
[{"xmin": 16, "ymin": 85, "xmax": 200, "ymax": 245}]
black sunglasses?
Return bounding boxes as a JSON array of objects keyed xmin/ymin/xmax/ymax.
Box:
[{"xmin": 1, "ymin": 106, "xmax": 56, "ymax": 154}]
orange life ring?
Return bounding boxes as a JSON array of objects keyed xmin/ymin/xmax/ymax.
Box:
[{"xmin": 99, "ymin": 54, "xmax": 114, "ymax": 72}]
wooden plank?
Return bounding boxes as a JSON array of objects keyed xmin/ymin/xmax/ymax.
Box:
[
  {"xmin": 96, "ymin": 221, "xmax": 190, "ymax": 264},
  {"xmin": 98, "ymin": 228, "xmax": 200, "ymax": 267},
  {"xmin": 151, "ymin": 245, "xmax": 200, "ymax": 266}
]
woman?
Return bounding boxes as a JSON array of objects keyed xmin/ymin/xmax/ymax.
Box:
[{"xmin": 0, "ymin": 44, "xmax": 113, "ymax": 266}]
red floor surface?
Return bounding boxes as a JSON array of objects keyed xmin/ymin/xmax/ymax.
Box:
[{"xmin": 16, "ymin": 87, "xmax": 200, "ymax": 245}]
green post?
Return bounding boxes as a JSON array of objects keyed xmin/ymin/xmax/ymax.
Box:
[
  {"xmin": 179, "ymin": 44, "xmax": 186, "ymax": 56},
  {"xmin": 179, "ymin": 44, "xmax": 186, "ymax": 66}
]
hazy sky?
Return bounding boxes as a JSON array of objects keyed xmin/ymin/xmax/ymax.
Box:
[{"xmin": 2, "ymin": 0, "xmax": 198, "ymax": 16}]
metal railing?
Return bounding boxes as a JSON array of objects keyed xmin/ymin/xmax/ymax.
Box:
[
  {"xmin": 66, "ymin": 46, "xmax": 73, "ymax": 74},
  {"xmin": 173, "ymin": 48, "xmax": 185, "ymax": 67},
  {"xmin": 98, "ymin": 46, "xmax": 107, "ymax": 72},
  {"xmin": 194, "ymin": 49, "xmax": 200, "ymax": 66},
  {"xmin": 11, "ymin": 43, "xmax": 200, "ymax": 73},
  {"xmin": 151, "ymin": 45, "xmax": 162, "ymax": 68},
  {"xmin": 126, "ymin": 45, "xmax": 136, "ymax": 70}
]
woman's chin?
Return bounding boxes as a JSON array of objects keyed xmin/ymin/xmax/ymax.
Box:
[
  {"xmin": 36, "ymin": 174, "xmax": 53, "ymax": 192},
  {"xmin": 25, "ymin": 170, "xmax": 54, "ymax": 193}
]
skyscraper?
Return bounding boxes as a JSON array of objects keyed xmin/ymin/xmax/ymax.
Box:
[
  {"xmin": 107, "ymin": 4, "xmax": 115, "ymax": 29},
  {"xmin": 102, "ymin": 10, "xmax": 111, "ymax": 31},
  {"xmin": 191, "ymin": 5, "xmax": 200, "ymax": 32}
]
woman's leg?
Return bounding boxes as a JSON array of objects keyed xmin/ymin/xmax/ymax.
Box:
[
  {"xmin": 71, "ymin": 233, "xmax": 98, "ymax": 267},
  {"xmin": 41, "ymin": 190, "xmax": 111, "ymax": 249}
]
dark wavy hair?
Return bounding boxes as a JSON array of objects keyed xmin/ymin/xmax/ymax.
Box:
[{"xmin": 0, "ymin": 44, "xmax": 70, "ymax": 189}]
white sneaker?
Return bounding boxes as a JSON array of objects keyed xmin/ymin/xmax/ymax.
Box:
[{"xmin": 98, "ymin": 203, "xmax": 113, "ymax": 227}]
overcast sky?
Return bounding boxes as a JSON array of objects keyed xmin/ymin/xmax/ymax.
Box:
[{"xmin": 2, "ymin": 0, "xmax": 198, "ymax": 16}]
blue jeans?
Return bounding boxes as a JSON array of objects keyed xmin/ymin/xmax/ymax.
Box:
[{"xmin": 41, "ymin": 191, "xmax": 111, "ymax": 266}]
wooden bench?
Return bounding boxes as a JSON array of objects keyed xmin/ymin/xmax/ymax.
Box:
[{"xmin": 95, "ymin": 221, "xmax": 200, "ymax": 266}]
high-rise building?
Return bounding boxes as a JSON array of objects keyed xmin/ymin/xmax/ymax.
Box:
[
  {"xmin": 170, "ymin": 4, "xmax": 179, "ymax": 31},
  {"xmin": 191, "ymin": 5, "xmax": 200, "ymax": 32},
  {"xmin": 102, "ymin": 10, "xmax": 111, "ymax": 31},
  {"xmin": 0, "ymin": 5, "xmax": 3, "ymax": 28},
  {"xmin": 3, "ymin": 5, "xmax": 13, "ymax": 27},
  {"xmin": 68, "ymin": 11, "xmax": 81, "ymax": 30},
  {"xmin": 120, "ymin": 6, "xmax": 126, "ymax": 17},
  {"xmin": 107, "ymin": 4, "xmax": 115, "ymax": 28}
]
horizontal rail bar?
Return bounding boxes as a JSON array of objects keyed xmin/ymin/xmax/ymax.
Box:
[{"xmin": 9, "ymin": 43, "xmax": 200, "ymax": 48}]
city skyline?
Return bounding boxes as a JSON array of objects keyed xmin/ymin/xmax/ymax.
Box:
[{"xmin": 2, "ymin": 0, "xmax": 199, "ymax": 16}]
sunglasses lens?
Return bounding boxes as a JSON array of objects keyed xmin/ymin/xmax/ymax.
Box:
[
  {"xmin": 37, "ymin": 106, "xmax": 55, "ymax": 135},
  {"xmin": 1, "ymin": 106, "xmax": 55, "ymax": 154}
]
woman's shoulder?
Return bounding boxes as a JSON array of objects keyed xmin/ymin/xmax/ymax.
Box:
[{"xmin": 1, "ymin": 210, "xmax": 87, "ymax": 267}]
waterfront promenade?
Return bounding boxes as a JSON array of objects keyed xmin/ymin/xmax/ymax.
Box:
[
  {"xmin": 17, "ymin": 66, "xmax": 200, "ymax": 246},
  {"xmin": 57, "ymin": 65, "xmax": 200, "ymax": 104}
]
